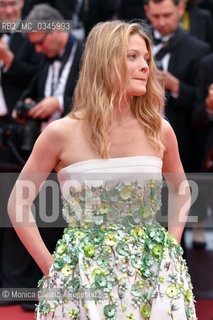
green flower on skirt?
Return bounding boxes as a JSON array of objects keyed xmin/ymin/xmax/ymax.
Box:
[
  {"xmin": 126, "ymin": 313, "xmax": 136, "ymax": 320},
  {"xmin": 84, "ymin": 244, "xmax": 95, "ymax": 257},
  {"xmin": 98, "ymin": 203, "xmax": 110, "ymax": 214},
  {"xmin": 131, "ymin": 284, "xmax": 142, "ymax": 297},
  {"xmin": 143, "ymin": 252, "xmax": 154, "ymax": 267},
  {"xmin": 115, "ymin": 241, "xmax": 130, "ymax": 256},
  {"xmin": 165, "ymin": 285, "xmax": 178, "ymax": 298},
  {"xmin": 96, "ymin": 254, "xmax": 110, "ymax": 267},
  {"xmin": 68, "ymin": 308, "xmax": 78, "ymax": 318},
  {"xmin": 152, "ymin": 230, "xmax": 165, "ymax": 244},
  {"xmin": 140, "ymin": 268, "xmax": 151, "ymax": 279},
  {"xmin": 103, "ymin": 304, "xmax": 117, "ymax": 318},
  {"xmin": 122, "ymin": 305, "xmax": 127, "ymax": 311},
  {"xmin": 144, "ymin": 239, "xmax": 154, "ymax": 251},
  {"xmin": 92, "ymin": 268, "xmax": 106, "ymax": 277},
  {"xmin": 104, "ymin": 233, "xmax": 117, "ymax": 246},
  {"xmin": 90, "ymin": 230, "xmax": 104, "ymax": 245},
  {"xmin": 56, "ymin": 243, "xmax": 67, "ymax": 255},
  {"xmin": 95, "ymin": 273, "xmax": 108, "ymax": 288},
  {"xmin": 120, "ymin": 186, "xmax": 132, "ymax": 200},
  {"xmin": 53, "ymin": 257, "xmax": 64, "ymax": 271},
  {"xmin": 176, "ymin": 244, "xmax": 184, "ymax": 256},
  {"xmin": 61, "ymin": 264, "xmax": 73, "ymax": 277},
  {"xmin": 167, "ymin": 234, "xmax": 178, "ymax": 246},
  {"xmin": 141, "ymin": 304, "xmax": 151, "ymax": 318},
  {"xmin": 41, "ymin": 302, "xmax": 51, "ymax": 315},
  {"xmin": 184, "ymin": 289, "xmax": 193, "ymax": 303}
]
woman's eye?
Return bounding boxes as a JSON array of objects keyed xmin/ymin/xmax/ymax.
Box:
[
  {"xmin": 127, "ymin": 53, "xmax": 136, "ymax": 59},
  {"xmin": 145, "ymin": 57, "xmax": 150, "ymax": 64}
]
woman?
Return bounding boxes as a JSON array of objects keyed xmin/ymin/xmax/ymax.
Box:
[{"xmin": 8, "ymin": 21, "xmax": 197, "ymax": 319}]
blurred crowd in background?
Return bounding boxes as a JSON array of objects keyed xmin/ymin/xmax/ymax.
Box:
[{"xmin": 0, "ymin": 0, "xmax": 213, "ymax": 312}]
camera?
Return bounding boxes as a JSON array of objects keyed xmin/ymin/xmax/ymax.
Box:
[
  {"xmin": 0, "ymin": 123, "xmax": 15, "ymax": 147},
  {"xmin": 13, "ymin": 100, "xmax": 41, "ymax": 153},
  {"xmin": 0, "ymin": 100, "xmax": 41, "ymax": 164},
  {"xmin": 15, "ymin": 100, "xmax": 36, "ymax": 121}
]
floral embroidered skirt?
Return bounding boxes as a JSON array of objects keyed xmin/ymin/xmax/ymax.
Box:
[{"xmin": 35, "ymin": 224, "xmax": 197, "ymax": 320}]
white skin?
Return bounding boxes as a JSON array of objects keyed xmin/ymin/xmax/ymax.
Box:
[
  {"xmin": 0, "ymin": 0, "xmax": 24, "ymax": 67},
  {"xmin": 144, "ymin": 0, "xmax": 185, "ymax": 94},
  {"xmin": 8, "ymin": 33, "xmax": 190, "ymax": 277}
]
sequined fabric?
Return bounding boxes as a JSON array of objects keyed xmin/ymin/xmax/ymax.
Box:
[{"xmin": 36, "ymin": 158, "xmax": 197, "ymax": 320}]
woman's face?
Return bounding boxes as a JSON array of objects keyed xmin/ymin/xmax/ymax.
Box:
[{"xmin": 125, "ymin": 33, "xmax": 150, "ymax": 99}]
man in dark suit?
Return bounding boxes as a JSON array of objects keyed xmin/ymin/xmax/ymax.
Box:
[
  {"xmin": 0, "ymin": 0, "xmax": 42, "ymax": 162},
  {"xmin": 9, "ymin": 4, "xmax": 83, "ymax": 311},
  {"xmin": 192, "ymin": 53, "xmax": 213, "ymax": 172},
  {"xmin": 0, "ymin": 0, "xmax": 44, "ymax": 312},
  {"xmin": 0, "ymin": 34, "xmax": 41, "ymax": 118},
  {"xmin": 144, "ymin": 0, "xmax": 210, "ymax": 173},
  {"xmin": 144, "ymin": 0, "xmax": 210, "ymax": 250},
  {"xmin": 191, "ymin": 53, "xmax": 213, "ymax": 248},
  {"xmin": 13, "ymin": 4, "xmax": 83, "ymax": 128}
]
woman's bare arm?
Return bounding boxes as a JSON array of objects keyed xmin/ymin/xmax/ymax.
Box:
[
  {"xmin": 7, "ymin": 120, "xmax": 64, "ymax": 277},
  {"xmin": 162, "ymin": 119, "xmax": 191, "ymax": 244}
]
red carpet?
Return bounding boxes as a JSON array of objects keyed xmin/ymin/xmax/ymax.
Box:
[
  {"xmin": 0, "ymin": 300, "xmax": 212, "ymax": 319},
  {"xmin": 196, "ymin": 299, "xmax": 213, "ymax": 320},
  {"xmin": 0, "ymin": 304, "xmax": 35, "ymax": 319}
]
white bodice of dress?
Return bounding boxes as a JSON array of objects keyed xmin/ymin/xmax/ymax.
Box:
[
  {"xmin": 57, "ymin": 156, "xmax": 163, "ymax": 229},
  {"xmin": 57, "ymin": 156, "xmax": 162, "ymax": 193}
]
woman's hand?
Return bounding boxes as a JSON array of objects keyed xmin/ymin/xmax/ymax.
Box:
[{"xmin": 43, "ymin": 256, "xmax": 54, "ymax": 278}]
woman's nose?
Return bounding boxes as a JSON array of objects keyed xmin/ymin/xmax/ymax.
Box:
[{"xmin": 139, "ymin": 59, "xmax": 149, "ymax": 71}]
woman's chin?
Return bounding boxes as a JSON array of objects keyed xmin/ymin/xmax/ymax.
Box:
[{"xmin": 134, "ymin": 89, "xmax": 146, "ymax": 97}]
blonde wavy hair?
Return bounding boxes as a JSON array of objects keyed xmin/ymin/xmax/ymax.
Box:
[{"xmin": 70, "ymin": 20, "xmax": 165, "ymax": 158}]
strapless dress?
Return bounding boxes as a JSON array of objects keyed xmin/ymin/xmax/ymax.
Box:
[{"xmin": 36, "ymin": 156, "xmax": 197, "ymax": 320}]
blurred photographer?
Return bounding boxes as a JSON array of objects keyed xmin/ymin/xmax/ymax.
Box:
[
  {"xmin": 0, "ymin": 0, "xmax": 43, "ymax": 168},
  {"xmin": 11, "ymin": 98, "xmax": 41, "ymax": 158},
  {"xmin": 12, "ymin": 3, "xmax": 83, "ymax": 140},
  {"xmin": 7, "ymin": 4, "xmax": 83, "ymax": 311},
  {"xmin": 0, "ymin": 0, "xmax": 43, "ymax": 312}
]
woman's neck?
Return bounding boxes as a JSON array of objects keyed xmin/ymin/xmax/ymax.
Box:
[{"xmin": 113, "ymin": 98, "xmax": 135, "ymax": 125}]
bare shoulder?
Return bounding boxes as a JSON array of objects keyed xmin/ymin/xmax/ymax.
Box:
[
  {"xmin": 32, "ymin": 116, "xmax": 82, "ymax": 158},
  {"xmin": 161, "ymin": 118, "xmax": 174, "ymax": 136},
  {"xmin": 44, "ymin": 116, "xmax": 80, "ymax": 133},
  {"xmin": 21, "ymin": 116, "xmax": 83, "ymax": 174},
  {"xmin": 39, "ymin": 116, "xmax": 81, "ymax": 143}
]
